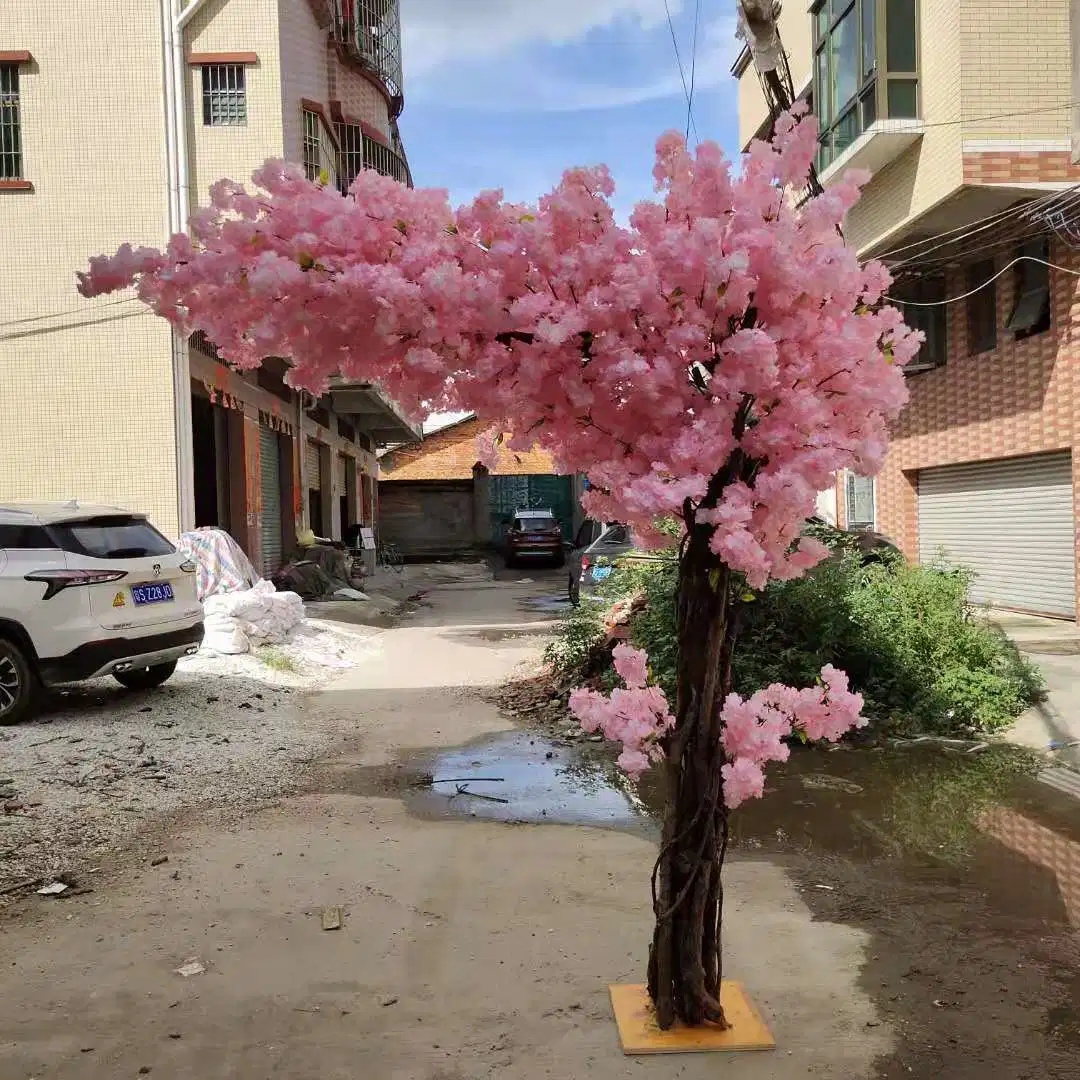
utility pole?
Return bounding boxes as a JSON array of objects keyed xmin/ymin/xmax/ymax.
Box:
[{"xmin": 736, "ymin": 0, "xmax": 824, "ymax": 195}]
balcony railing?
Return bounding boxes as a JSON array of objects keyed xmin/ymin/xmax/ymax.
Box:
[{"xmin": 331, "ymin": 0, "xmax": 404, "ymax": 108}]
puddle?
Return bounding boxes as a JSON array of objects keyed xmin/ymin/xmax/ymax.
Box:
[
  {"xmin": 409, "ymin": 732, "xmax": 653, "ymax": 833},
  {"xmin": 321, "ymin": 731, "xmax": 654, "ymax": 835}
]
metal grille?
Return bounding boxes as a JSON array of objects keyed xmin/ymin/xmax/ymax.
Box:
[
  {"xmin": 336, "ymin": 122, "xmax": 364, "ymax": 193},
  {"xmin": 302, "ymin": 109, "xmax": 320, "ymax": 182},
  {"xmin": 335, "ymin": 122, "xmax": 408, "ymax": 191},
  {"xmin": 0, "ymin": 64, "xmax": 21, "ymax": 180},
  {"xmin": 331, "ymin": 0, "xmax": 404, "ymax": 103},
  {"xmin": 201, "ymin": 64, "xmax": 246, "ymax": 127}
]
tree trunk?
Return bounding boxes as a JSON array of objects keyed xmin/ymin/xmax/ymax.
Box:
[{"xmin": 647, "ymin": 528, "xmax": 735, "ymax": 1030}]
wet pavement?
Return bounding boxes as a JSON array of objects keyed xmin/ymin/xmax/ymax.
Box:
[{"xmin": 321, "ymin": 728, "xmax": 1080, "ymax": 1077}]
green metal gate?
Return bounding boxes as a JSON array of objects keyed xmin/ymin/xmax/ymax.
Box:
[{"xmin": 488, "ymin": 474, "xmax": 574, "ymax": 545}]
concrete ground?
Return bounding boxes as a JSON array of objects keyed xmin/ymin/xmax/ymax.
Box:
[
  {"xmin": 0, "ymin": 572, "xmax": 890, "ymax": 1080},
  {"xmin": 993, "ymin": 611, "xmax": 1080, "ymax": 769}
]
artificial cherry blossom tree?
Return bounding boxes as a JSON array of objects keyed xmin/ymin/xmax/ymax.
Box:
[{"xmin": 78, "ymin": 107, "xmax": 920, "ymax": 1029}]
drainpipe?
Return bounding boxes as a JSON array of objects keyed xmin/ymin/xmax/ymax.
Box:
[
  {"xmin": 296, "ymin": 392, "xmax": 309, "ymax": 532},
  {"xmin": 161, "ymin": 0, "xmax": 209, "ymax": 535}
]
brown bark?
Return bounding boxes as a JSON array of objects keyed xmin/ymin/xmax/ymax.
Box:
[{"xmin": 647, "ymin": 525, "xmax": 737, "ymax": 1029}]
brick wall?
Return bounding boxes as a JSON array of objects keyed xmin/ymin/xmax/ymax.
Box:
[
  {"xmin": 963, "ymin": 150, "xmax": 1080, "ymax": 184},
  {"xmin": 875, "ymin": 236, "xmax": 1080, "ymax": 610},
  {"xmin": 380, "ymin": 418, "xmax": 557, "ymax": 481}
]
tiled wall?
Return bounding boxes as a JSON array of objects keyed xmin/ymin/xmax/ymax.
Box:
[
  {"xmin": 0, "ymin": 2, "xmax": 178, "ymax": 534},
  {"xmin": 186, "ymin": 0, "xmax": 285, "ymax": 200},
  {"xmin": 959, "ymin": 0, "xmax": 1072, "ymax": 141},
  {"xmin": 875, "ymin": 236, "xmax": 1080, "ymax": 603}
]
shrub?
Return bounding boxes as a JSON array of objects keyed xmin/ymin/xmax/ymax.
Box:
[
  {"xmin": 544, "ymin": 599, "xmax": 604, "ymax": 681},
  {"xmin": 548, "ymin": 548, "xmax": 1045, "ymax": 737}
]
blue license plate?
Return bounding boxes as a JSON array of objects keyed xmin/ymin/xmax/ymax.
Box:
[
  {"xmin": 591, "ymin": 566, "xmax": 613, "ymax": 581},
  {"xmin": 131, "ymin": 582, "xmax": 174, "ymax": 605}
]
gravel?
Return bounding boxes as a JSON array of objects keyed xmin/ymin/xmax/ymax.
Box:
[{"xmin": 0, "ymin": 619, "xmax": 380, "ymax": 896}]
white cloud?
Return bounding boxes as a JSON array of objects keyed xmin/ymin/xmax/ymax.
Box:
[
  {"xmin": 401, "ymin": 0, "xmax": 679, "ymax": 78},
  {"xmin": 401, "ymin": 0, "xmax": 739, "ymax": 113}
]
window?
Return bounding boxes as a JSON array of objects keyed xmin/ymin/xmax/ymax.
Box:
[
  {"xmin": 966, "ymin": 259, "xmax": 997, "ymax": 354},
  {"xmin": 812, "ymin": 0, "xmax": 919, "ymax": 172},
  {"xmin": 302, "ymin": 108, "xmax": 321, "ymax": 182},
  {"xmin": 1007, "ymin": 238, "xmax": 1051, "ymax": 340},
  {"xmin": 0, "ymin": 524, "xmax": 54, "ymax": 549},
  {"xmin": 892, "ymin": 272, "xmax": 947, "ymax": 372},
  {"xmin": 845, "ymin": 473, "xmax": 875, "ymax": 531},
  {"xmin": 336, "ymin": 121, "xmax": 364, "ymax": 193},
  {"xmin": 336, "ymin": 120, "xmax": 408, "ymax": 191},
  {"xmin": 201, "ymin": 64, "xmax": 246, "ymax": 126},
  {"xmin": 0, "ymin": 63, "xmax": 21, "ymax": 180},
  {"xmin": 49, "ymin": 516, "xmax": 175, "ymax": 559}
]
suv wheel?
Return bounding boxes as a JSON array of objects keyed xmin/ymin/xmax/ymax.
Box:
[
  {"xmin": 0, "ymin": 638, "xmax": 37, "ymax": 726},
  {"xmin": 114, "ymin": 660, "xmax": 178, "ymax": 691}
]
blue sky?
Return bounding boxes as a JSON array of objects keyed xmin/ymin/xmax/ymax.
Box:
[{"xmin": 398, "ymin": 0, "xmax": 744, "ymax": 221}]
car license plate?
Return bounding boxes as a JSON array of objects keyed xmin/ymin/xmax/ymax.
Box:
[
  {"xmin": 131, "ymin": 582, "xmax": 175, "ymax": 605},
  {"xmin": 591, "ymin": 566, "xmax": 613, "ymax": 581}
]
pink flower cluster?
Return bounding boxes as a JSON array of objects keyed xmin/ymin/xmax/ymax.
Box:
[
  {"xmin": 76, "ymin": 110, "xmax": 921, "ymax": 592},
  {"xmin": 568, "ymin": 645, "xmax": 675, "ymax": 777},
  {"xmin": 571, "ymin": 650, "xmax": 865, "ymax": 808},
  {"xmin": 719, "ymin": 665, "xmax": 866, "ymax": 807}
]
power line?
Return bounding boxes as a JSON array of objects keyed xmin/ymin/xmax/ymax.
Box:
[
  {"xmin": 895, "ymin": 97, "xmax": 1080, "ymax": 131},
  {"xmin": 884, "ymin": 256, "xmax": 1080, "ymax": 307},
  {"xmin": 0, "ymin": 295, "xmax": 142, "ymax": 331},
  {"xmin": 685, "ymin": 0, "xmax": 702, "ymax": 142},
  {"xmin": 876, "ymin": 188, "xmax": 1070, "ymax": 264},
  {"xmin": 0, "ymin": 309, "xmax": 150, "ymax": 343},
  {"xmin": 662, "ymin": 0, "xmax": 699, "ymax": 143}
]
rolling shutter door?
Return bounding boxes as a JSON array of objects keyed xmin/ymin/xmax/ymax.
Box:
[
  {"xmin": 338, "ymin": 454, "xmax": 348, "ymax": 492},
  {"xmin": 306, "ymin": 440, "xmax": 321, "ymax": 490},
  {"xmin": 259, "ymin": 426, "xmax": 284, "ymax": 576},
  {"xmin": 918, "ymin": 452, "xmax": 1075, "ymax": 617}
]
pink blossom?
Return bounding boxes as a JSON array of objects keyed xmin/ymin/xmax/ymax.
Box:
[
  {"xmin": 612, "ymin": 643, "xmax": 649, "ymax": 690},
  {"xmin": 77, "ymin": 111, "xmax": 903, "ymax": 805}
]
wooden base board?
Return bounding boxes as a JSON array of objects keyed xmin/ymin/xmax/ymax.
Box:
[{"xmin": 608, "ymin": 981, "xmax": 776, "ymax": 1055}]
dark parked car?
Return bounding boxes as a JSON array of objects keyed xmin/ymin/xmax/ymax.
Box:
[
  {"xmin": 504, "ymin": 509, "xmax": 565, "ymax": 568},
  {"xmin": 804, "ymin": 516, "xmax": 903, "ymax": 564},
  {"xmin": 567, "ymin": 521, "xmax": 634, "ymax": 604}
]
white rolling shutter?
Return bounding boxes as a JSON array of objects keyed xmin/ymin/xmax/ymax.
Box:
[
  {"xmin": 338, "ymin": 454, "xmax": 348, "ymax": 493},
  {"xmin": 259, "ymin": 426, "xmax": 284, "ymax": 576},
  {"xmin": 918, "ymin": 452, "xmax": 1075, "ymax": 617},
  {"xmin": 306, "ymin": 440, "xmax": 321, "ymax": 490}
]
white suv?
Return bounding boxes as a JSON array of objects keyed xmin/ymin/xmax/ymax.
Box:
[{"xmin": 0, "ymin": 502, "xmax": 204, "ymax": 725}]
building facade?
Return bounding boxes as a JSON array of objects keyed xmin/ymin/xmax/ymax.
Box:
[
  {"xmin": 379, "ymin": 415, "xmax": 586, "ymax": 559},
  {"xmin": 737, "ymin": 0, "xmax": 1080, "ymax": 618},
  {"xmin": 0, "ymin": 0, "xmax": 417, "ymax": 576}
]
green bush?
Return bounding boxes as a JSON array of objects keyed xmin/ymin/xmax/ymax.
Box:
[
  {"xmin": 544, "ymin": 599, "xmax": 604, "ymax": 681},
  {"xmin": 548, "ymin": 549, "xmax": 1045, "ymax": 737},
  {"xmin": 732, "ymin": 555, "xmax": 1045, "ymax": 735}
]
